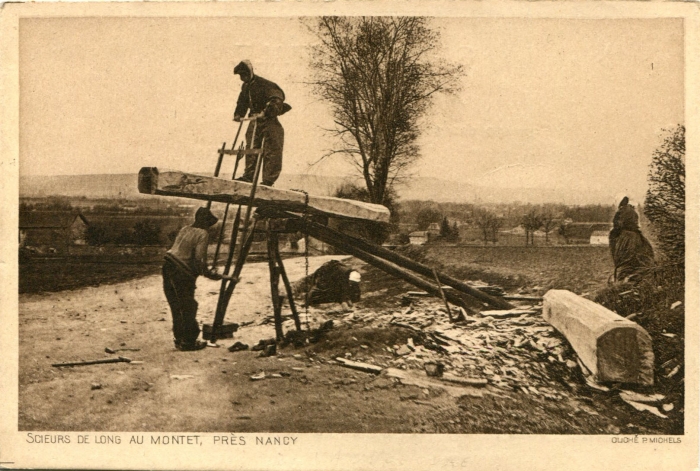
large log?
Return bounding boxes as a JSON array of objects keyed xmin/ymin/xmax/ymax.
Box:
[
  {"xmin": 302, "ymin": 220, "xmax": 474, "ymax": 310},
  {"xmin": 296, "ymin": 216, "xmax": 514, "ymax": 310},
  {"xmin": 138, "ymin": 168, "xmax": 390, "ymax": 223},
  {"xmin": 543, "ymin": 290, "xmax": 654, "ymax": 386}
]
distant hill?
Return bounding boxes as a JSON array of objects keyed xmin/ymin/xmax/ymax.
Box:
[
  {"xmin": 20, "ymin": 174, "xmax": 143, "ymax": 199},
  {"xmin": 20, "ymin": 173, "xmax": 609, "ymax": 205},
  {"xmin": 19, "ymin": 173, "xmax": 352, "ymax": 200}
]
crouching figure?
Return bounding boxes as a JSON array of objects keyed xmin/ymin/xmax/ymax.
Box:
[{"xmin": 303, "ymin": 260, "xmax": 361, "ymax": 312}]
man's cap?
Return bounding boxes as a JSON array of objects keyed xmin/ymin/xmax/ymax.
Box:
[
  {"xmin": 234, "ymin": 60, "xmax": 254, "ymax": 77},
  {"xmin": 195, "ymin": 207, "xmax": 219, "ymax": 227},
  {"xmin": 349, "ymin": 271, "xmax": 361, "ymax": 283}
]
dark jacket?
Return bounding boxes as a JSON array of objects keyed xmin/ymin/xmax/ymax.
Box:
[{"xmin": 234, "ymin": 76, "xmax": 289, "ymax": 120}]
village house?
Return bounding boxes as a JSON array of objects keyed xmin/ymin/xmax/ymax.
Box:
[
  {"xmin": 19, "ymin": 211, "xmax": 90, "ymax": 254},
  {"xmin": 590, "ymin": 230, "xmax": 610, "ymax": 246},
  {"xmin": 408, "ymin": 231, "xmax": 431, "ymax": 245},
  {"xmin": 563, "ymin": 222, "xmax": 613, "ymax": 244}
]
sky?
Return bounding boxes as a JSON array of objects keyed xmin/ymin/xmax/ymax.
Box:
[{"xmin": 19, "ymin": 16, "xmax": 684, "ymax": 204}]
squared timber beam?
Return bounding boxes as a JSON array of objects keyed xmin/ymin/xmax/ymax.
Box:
[
  {"xmin": 138, "ymin": 168, "xmax": 390, "ymax": 223},
  {"xmin": 543, "ymin": 289, "xmax": 654, "ymax": 386}
]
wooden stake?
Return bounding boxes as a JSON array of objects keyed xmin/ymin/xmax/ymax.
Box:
[
  {"xmin": 52, "ymin": 356, "xmax": 131, "ymax": 367},
  {"xmin": 267, "ymin": 228, "xmax": 284, "ymax": 341},
  {"xmin": 433, "ymin": 268, "xmax": 453, "ymax": 322},
  {"xmin": 273, "ymin": 237, "xmax": 302, "ymax": 331}
]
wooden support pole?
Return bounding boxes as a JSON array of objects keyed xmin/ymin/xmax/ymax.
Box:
[
  {"xmin": 433, "ymin": 268, "xmax": 453, "ymax": 322},
  {"xmin": 211, "ymin": 203, "xmax": 230, "ymax": 270},
  {"xmin": 274, "ymin": 246, "xmax": 302, "ymax": 332},
  {"xmin": 302, "ymin": 222, "xmax": 472, "ymax": 310},
  {"xmin": 267, "ymin": 229, "xmax": 284, "ymax": 341},
  {"xmin": 293, "ymin": 216, "xmax": 513, "ymax": 310},
  {"xmin": 207, "ymin": 142, "xmax": 227, "ymax": 210},
  {"xmin": 222, "ymin": 218, "xmax": 259, "ymax": 309},
  {"xmin": 210, "ymin": 207, "xmax": 242, "ymax": 343}
]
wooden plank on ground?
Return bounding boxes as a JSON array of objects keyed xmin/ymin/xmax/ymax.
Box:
[
  {"xmin": 138, "ymin": 167, "xmax": 390, "ymax": 223},
  {"xmin": 334, "ymin": 357, "xmax": 383, "ymax": 374},
  {"xmin": 480, "ymin": 309, "xmax": 537, "ymax": 318},
  {"xmin": 543, "ymin": 289, "xmax": 654, "ymax": 386}
]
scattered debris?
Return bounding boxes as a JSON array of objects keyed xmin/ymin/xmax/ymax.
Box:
[
  {"xmin": 670, "ymin": 301, "xmax": 682, "ymax": 310},
  {"xmin": 170, "ymin": 375, "xmax": 194, "ymax": 380},
  {"xmin": 440, "ymin": 374, "xmax": 488, "ymax": 387},
  {"xmin": 52, "ymin": 356, "xmax": 131, "ymax": 368},
  {"xmin": 335, "ymin": 357, "xmax": 383, "ymax": 375},
  {"xmin": 662, "ymin": 403, "xmax": 674, "ymax": 412},
  {"xmin": 252, "ymin": 338, "xmax": 276, "ymax": 352},
  {"xmin": 619, "ymin": 391, "xmax": 664, "ymax": 404},
  {"xmin": 480, "ymin": 309, "xmax": 536, "ymax": 318},
  {"xmin": 91, "ymin": 383, "xmax": 102, "ymax": 390},
  {"xmin": 395, "ymin": 345, "xmax": 411, "ymax": 356},
  {"xmin": 467, "ymin": 281, "xmax": 505, "ymax": 297},
  {"xmin": 385, "ymin": 368, "xmax": 483, "ymax": 398},
  {"xmin": 202, "ymin": 322, "xmax": 239, "ymax": 341},
  {"xmin": 501, "ymin": 295, "xmax": 542, "ymax": 302},
  {"xmin": 250, "ymin": 372, "xmax": 266, "ymax": 381},
  {"xmin": 621, "ymin": 397, "xmax": 668, "ymax": 419},
  {"xmin": 259, "ymin": 344, "xmax": 277, "ymax": 357},
  {"xmin": 105, "ymin": 347, "xmax": 140, "ymax": 354},
  {"xmin": 424, "ymin": 362, "xmax": 444, "ymax": 377},
  {"xmin": 228, "ymin": 342, "xmax": 249, "ymax": 352},
  {"xmin": 334, "ymin": 294, "xmax": 577, "ymax": 395}
]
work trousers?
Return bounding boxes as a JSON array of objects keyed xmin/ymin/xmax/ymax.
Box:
[
  {"xmin": 162, "ymin": 259, "xmax": 201, "ymax": 345},
  {"xmin": 241, "ymin": 117, "xmax": 284, "ymax": 186}
]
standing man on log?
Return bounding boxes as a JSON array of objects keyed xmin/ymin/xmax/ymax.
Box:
[
  {"xmin": 609, "ymin": 196, "xmax": 655, "ymax": 283},
  {"xmin": 163, "ymin": 207, "xmax": 232, "ymax": 351},
  {"xmin": 233, "ymin": 60, "xmax": 291, "ymax": 187}
]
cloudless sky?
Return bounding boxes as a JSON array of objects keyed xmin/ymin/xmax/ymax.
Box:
[{"xmin": 19, "ymin": 16, "xmax": 683, "ymax": 204}]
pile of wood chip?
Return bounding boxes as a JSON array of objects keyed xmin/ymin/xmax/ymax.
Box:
[{"xmin": 320, "ymin": 297, "xmax": 578, "ymax": 399}]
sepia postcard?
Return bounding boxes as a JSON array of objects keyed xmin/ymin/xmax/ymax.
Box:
[{"xmin": 1, "ymin": 1, "xmax": 698, "ymax": 470}]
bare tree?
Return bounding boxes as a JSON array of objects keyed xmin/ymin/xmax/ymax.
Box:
[
  {"xmin": 489, "ymin": 216, "xmax": 503, "ymax": 244},
  {"xmin": 474, "ymin": 209, "xmax": 498, "ymax": 245},
  {"xmin": 307, "ymin": 17, "xmax": 463, "ymax": 205},
  {"xmin": 645, "ymin": 125, "xmax": 685, "ymax": 269},
  {"xmin": 521, "ymin": 210, "xmax": 543, "ymax": 246},
  {"xmin": 540, "ymin": 210, "xmax": 558, "ymax": 244}
]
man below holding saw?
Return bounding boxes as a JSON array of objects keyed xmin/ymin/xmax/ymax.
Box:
[
  {"xmin": 163, "ymin": 207, "xmax": 234, "ymax": 351},
  {"xmin": 233, "ymin": 60, "xmax": 292, "ymax": 187}
]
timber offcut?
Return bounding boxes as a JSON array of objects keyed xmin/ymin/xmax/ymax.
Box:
[
  {"xmin": 138, "ymin": 168, "xmax": 390, "ymax": 223},
  {"xmin": 543, "ymin": 289, "xmax": 654, "ymax": 386}
]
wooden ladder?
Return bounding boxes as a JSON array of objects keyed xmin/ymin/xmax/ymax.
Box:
[{"xmin": 207, "ymin": 116, "xmax": 302, "ymax": 344}]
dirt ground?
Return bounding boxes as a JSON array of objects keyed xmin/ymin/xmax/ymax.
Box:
[{"xmin": 18, "ymin": 253, "xmax": 681, "ymax": 434}]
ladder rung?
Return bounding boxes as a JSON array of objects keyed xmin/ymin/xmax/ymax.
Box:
[{"xmin": 220, "ymin": 149, "xmax": 263, "ymax": 156}]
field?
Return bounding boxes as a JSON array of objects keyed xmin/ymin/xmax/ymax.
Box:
[
  {"xmin": 17, "ymin": 244, "xmax": 682, "ymax": 435},
  {"xmin": 19, "ymin": 257, "xmax": 162, "ymax": 294},
  {"xmin": 412, "ymin": 244, "xmax": 613, "ymax": 294}
]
